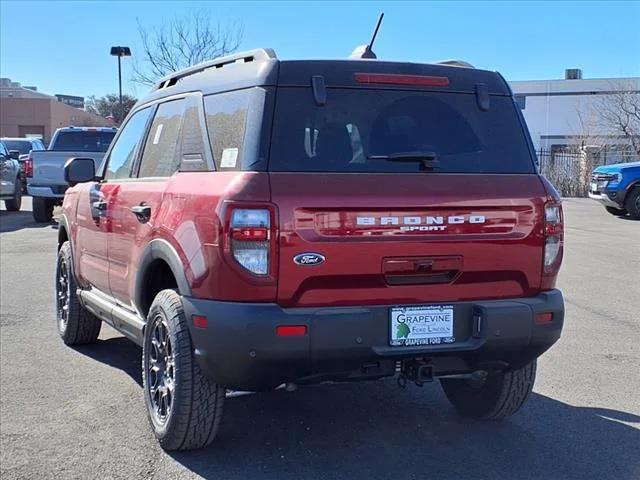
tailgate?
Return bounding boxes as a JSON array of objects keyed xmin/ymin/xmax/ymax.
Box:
[
  {"xmin": 31, "ymin": 151, "xmax": 104, "ymax": 186},
  {"xmin": 271, "ymin": 173, "xmax": 547, "ymax": 308}
]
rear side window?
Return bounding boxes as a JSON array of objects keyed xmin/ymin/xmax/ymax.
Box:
[
  {"xmin": 269, "ymin": 88, "xmax": 535, "ymax": 174},
  {"xmin": 51, "ymin": 131, "xmax": 116, "ymax": 152},
  {"xmin": 204, "ymin": 91, "xmax": 249, "ymax": 170},
  {"xmin": 138, "ymin": 99, "xmax": 186, "ymax": 178},
  {"xmin": 3, "ymin": 140, "xmax": 32, "ymax": 154}
]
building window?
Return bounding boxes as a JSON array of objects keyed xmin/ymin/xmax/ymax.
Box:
[{"xmin": 514, "ymin": 95, "xmax": 526, "ymax": 110}]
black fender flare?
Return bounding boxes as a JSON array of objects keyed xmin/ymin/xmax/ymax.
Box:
[
  {"xmin": 625, "ymin": 180, "xmax": 640, "ymax": 198},
  {"xmin": 57, "ymin": 214, "xmax": 70, "ymax": 249},
  {"xmin": 135, "ymin": 239, "xmax": 192, "ymax": 313}
]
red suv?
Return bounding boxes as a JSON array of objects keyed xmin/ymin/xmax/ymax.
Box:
[{"xmin": 57, "ymin": 49, "xmax": 564, "ymax": 451}]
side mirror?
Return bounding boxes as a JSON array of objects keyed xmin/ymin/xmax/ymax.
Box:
[
  {"xmin": 8, "ymin": 150, "xmax": 20, "ymax": 160},
  {"xmin": 64, "ymin": 157, "xmax": 95, "ymax": 186}
]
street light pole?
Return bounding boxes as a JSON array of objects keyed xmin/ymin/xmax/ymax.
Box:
[
  {"xmin": 117, "ymin": 55, "xmax": 122, "ymax": 105},
  {"xmin": 110, "ymin": 46, "xmax": 131, "ymax": 123}
]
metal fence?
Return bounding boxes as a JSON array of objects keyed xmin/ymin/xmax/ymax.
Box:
[{"xmin": 537, "ymin": 148, "xmax": 639, "ymax": 197}]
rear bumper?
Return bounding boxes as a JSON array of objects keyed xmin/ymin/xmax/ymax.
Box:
[
  {"xmin": 27, "ymin": 185, "xmax": 67, "ymax": 198},
  {"xmin": 182, "ymin": 290, "xmax": 564, "ymax": 391}
]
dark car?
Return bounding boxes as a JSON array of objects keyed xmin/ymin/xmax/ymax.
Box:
[
  {"xmin": 57, "ymin": 48, "xmax": 565, "ymax": 451},
  {"xmin": 1, "ymin": 137, "xmax": 45, "ymax": 193}
]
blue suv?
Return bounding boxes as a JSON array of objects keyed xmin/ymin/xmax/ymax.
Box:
[{"xmin": 589, "ymin": 162, "xmax": 640, "ymax": 219}]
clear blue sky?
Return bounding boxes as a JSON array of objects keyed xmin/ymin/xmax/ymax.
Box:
[{"xmin": 1, "ymin": 0, "xmax": 639, "ymax": 100}]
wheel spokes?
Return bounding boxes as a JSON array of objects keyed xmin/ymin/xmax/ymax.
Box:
[{"xmin": 147, "ymin": 316, "xmax": 175, "ymax": 424}]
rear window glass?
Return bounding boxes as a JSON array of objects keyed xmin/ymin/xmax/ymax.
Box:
[
  {"xmin": 3, "ymin": 140, "xmax": 33, "ymax": 154},
  {"xmin": 269, "ymin": 88, "xmax": 535, "ymax": 174},
  {"xmin": 51, "ymin": 131, "xmax": 116, "ymax": 152}
]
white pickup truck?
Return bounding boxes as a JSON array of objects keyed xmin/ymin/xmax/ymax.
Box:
[{"xmin": 28, "ymin": 126, "xmax": 117, "ymax": 222}]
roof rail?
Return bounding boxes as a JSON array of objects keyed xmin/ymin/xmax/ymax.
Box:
[
  {"xmin": 436, "ymin": 60, "xmax": 475, "ymax": 69},
  {"xmin": 154, "ymin": 48, "xmax": 278, "ymax": 90}
]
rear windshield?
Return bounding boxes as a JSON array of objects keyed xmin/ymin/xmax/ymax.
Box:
[
  {"xmin": 269, "ymin": 88, "xmax": 535, "ymax": 173},
  {"xmin": 3, "ymin": 140, "xmax": 34, "ymax": 154},
  {"xmin": 51, "ymin": 131, "xmax": 116, "ymax": 152}
]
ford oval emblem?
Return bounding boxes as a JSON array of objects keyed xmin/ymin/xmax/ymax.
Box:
[{"xmin": 293, "ymin": 253, "xmax": 326, "ymax": 266}]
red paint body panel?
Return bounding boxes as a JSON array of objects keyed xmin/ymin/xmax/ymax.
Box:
[
  {"xmin": 64, "ymin": 170, "xmax": 559, "ymax": 311},
  {"xmin": 271, "ymin": 173, "xmax": 549, "ymax": 308}
]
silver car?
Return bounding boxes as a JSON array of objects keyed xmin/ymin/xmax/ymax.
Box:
[{"xmin": 0, "ymin": 141, "xmax": 22, "ymax": 211}]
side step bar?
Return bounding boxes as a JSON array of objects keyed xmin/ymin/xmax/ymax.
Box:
[{"xmin": 78, "ymin": 289, "xmax": 146, "ymax": 346}]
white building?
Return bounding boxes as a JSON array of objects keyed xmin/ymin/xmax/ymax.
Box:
[{"xmin": 509, "ymin": 70, "xmax": 639, "ymax": 159}]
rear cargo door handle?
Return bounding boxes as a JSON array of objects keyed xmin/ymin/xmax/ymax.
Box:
[
  {"xmin": 130, "ymin": 204, "xmax": 151, "ymax": 223},
  {"xmin": 383, "ymin": 256, "xmax": 463, "ymax": 285}
]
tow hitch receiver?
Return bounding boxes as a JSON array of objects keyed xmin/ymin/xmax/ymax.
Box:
[{"xmin": 398, "ymin": 359, "xmax": 434, "ymax": 387}]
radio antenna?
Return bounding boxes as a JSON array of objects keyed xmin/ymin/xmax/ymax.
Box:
[{"xmin": 349, "ymin": 12, "xmax": 385, "ymax": 59}]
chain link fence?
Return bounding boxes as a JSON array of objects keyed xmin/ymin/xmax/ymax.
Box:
[{"xmin": 537, "ymin": 148, "xmax": 639, "ymax": 197}]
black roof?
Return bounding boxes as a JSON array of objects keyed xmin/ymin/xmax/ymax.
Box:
[{"xmin": 137, "ymin": 48, "xmax": 511, "ymax": 107}]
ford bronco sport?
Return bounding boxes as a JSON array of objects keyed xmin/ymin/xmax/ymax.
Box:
[{"xmin": 56, "ymin": 48, "xmax": 565, "ymax": 451}]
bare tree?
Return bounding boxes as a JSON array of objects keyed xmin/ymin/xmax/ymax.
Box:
[
  {"xmin": 86, "ymin": 94, "xmax": 137, "ymax": 125},
  {"xmin": 580, "ymin": 80, "xmax": 640, "ymax": 156},
  {"xmin": 132, "ymin": 11, "xmax": 243, "ymax": 86}
]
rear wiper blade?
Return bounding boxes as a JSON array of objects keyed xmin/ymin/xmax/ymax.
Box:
[{"xmin": 367, "ymin": 151, "xmax": 440, "ymax": 169}]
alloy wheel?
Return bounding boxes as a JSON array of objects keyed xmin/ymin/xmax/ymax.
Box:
[
  {"xmin": 56, "ymin": 258, "xmax": 70, "ymax": 332},
  {"xmin": 147, "ymin": 316, "xmax": 175, "ymax": 425}
]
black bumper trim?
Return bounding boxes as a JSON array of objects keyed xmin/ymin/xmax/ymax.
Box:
[{"xmin": 182, "ymin": 290, "xmax": 564, "ymax": 391}]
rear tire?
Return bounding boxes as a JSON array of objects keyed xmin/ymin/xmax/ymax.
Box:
[
  {"xmin": 142, "ymin": 289, "xmax": 225, "ymax": 451},
  {"xmin": 33, "ymin": 196, "xmax": 54, "ymax": 223},
  {"xmin": 440, "ymin": 360, "xmax": 536, "ymax": 420},
  {"xmin": 56, "ymin": 242, "xmax": 102, "ymax": 345},
  {"xmin": 624, "ymin": 187, "xmax": 640, "ymax": 220},
  {"xmin": 605, "ymin": 206, "xmax": 627, "ymax": 216},
  {"xmin": 4, "ymin": 180, "xmax": 22, "ymax": 211}
]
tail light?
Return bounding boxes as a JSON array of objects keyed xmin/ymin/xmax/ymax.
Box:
[
  {"xmin": 24, "ymin": 155, "xmax": 33, "ymax": 177},
  {"xmin": 354, "ymin": 73, "xmax": 450, "ymax": 87},
  {"xmin": 542, "ymin": 202, "xmax": 564, "ymax": 286},
  {"xmin": 229, "ymin": 208, "xmax": 272, "ymax": 276}
]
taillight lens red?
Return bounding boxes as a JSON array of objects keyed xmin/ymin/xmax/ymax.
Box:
[
  {"xmin": 543, "ymin": 203, "xmax": 564, "ymax": 276},
  {"xmin": 229, "ymin": 209, "xmax": 271, "ymax": 275},
  {"xmin": 24, "ymin": 156, "xmax": 33, "ymax": 177},
  {"xmin": 276, "ymin": 325, "xmax": 307, "ymax": 337}
]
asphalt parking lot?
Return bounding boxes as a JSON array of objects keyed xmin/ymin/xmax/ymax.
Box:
[{"xmin": 1, "ymin": 197, "xmax": 638, "ymax": 480}]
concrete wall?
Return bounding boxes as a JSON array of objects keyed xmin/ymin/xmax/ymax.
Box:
[{"xmin": 0, "ymin": 97, "xmax": 114, "ymax": 144}]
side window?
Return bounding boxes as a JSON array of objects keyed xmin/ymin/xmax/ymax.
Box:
[
  {"xmin": 179, "ymin": 95, "xmax": 209, "ymax": 172},
  {"xmin": 204, "ymin": 91, "xmax": 249, "ymax": 170},
  {"xmin": 138, "ymin": 99, "xmax": 186, "ymax": 178},
  {"xmin": 104, "ymin": 107, "xmax": 152, "ymax": 180}
]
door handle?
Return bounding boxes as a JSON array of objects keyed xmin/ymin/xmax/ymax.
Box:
[
  {"xmin": 130, "ymin": 204, "xmax": 151, "ymax": 223},
  {"xmin": 92, "ymin": 201, "xmax": 107, "ymax": 217}
]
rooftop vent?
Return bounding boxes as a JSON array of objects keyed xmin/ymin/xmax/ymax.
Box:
[{"xmin": 565, "ymin": 69, "xmax": 583, "ymax": 80}]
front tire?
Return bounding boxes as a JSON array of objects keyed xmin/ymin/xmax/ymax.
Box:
[
  {"xmin": 624, "ymin": 188, "xmax": 640, "ymax": 220},
  {"xmin": 605, "ymin": 206, "xmax": 627, "ymax": 216},
  {"xmin": 4, "ymin": 180, "xmax": 22, "ymax": 211},
  {"xmin": 440, "ymin": 360, "xmax": 536, "ymax": 420},
  {"xmin": 142, "ymin": 289, "xmax": 225, "ymax": 451},
  {"xmin": 56, "ymin": 242, "xmax": 102, "ymax": 345},
  {"xmin": 33, "ymin": 196, "xmax": 54, "ymax": 223}
]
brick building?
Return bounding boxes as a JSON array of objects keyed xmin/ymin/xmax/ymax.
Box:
[{"xmin": 0, "ymin": 78, "xmax": 114, "ymax": 145}]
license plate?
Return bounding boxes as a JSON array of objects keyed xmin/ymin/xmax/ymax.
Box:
[
  {"xmin": 390, "ymin": 305, "xmax": 455, "ymax": 346},
  {"xmin": 591, "ymin": 182, "xmax": 598, "ymax": 192}
]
